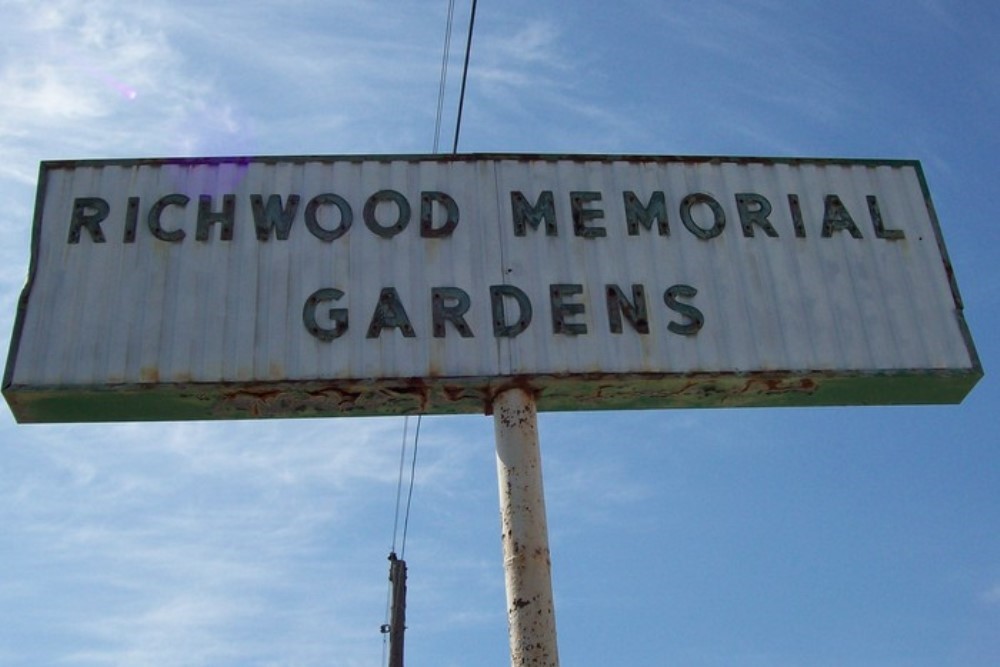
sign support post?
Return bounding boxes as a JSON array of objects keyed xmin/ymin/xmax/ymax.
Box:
[{"xmin": 493, "ymin": 387, "xmax": 560, "ymax": 667}]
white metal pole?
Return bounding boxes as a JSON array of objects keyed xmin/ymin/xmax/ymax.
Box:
[{"xmin": 493, "ymin": 387, "xmax": 560, "ymax": 667}]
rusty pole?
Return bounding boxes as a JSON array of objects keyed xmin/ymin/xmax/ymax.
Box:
[{"xmin": 493, "ymin": 387, "xmax": 560, "ymax": 667}]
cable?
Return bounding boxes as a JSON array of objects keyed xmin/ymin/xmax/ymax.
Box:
[
  {"xmin": 400, "ymin": 415, "xmax": 422, "ymax": 558},
  {"xmin": 390, "ymin": 416, "xmax": 410, "ymax": 555},
  {"xmin": 452, "ymin": 0, "xmax": 478, "ymax": 154},
  {"xmin": 433, "ymin": 0, "xmax": 457, "ymax": 154}
]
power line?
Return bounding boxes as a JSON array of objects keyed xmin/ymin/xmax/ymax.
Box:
[
  {"xmin": 390, "ymin": 416, "xmax": 411, "ymax": 555},
  {"xmin": 400, "ymin": 415, "xmax": 421, "ymax": 558},
  {"xmin": 433, "ymin": 0, "xmax": 457, "ymax": 154},
  {"xmin": 387, "ymin": 414, "xmax": 422, "ymax": 560},
  {"xmin": 452, "ymin": 0, "xmax": 478, "ymax": 154}
]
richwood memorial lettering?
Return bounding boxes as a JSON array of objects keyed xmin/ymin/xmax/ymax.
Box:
[
  {"xmin": 67, "ymin": 189, "xmax": 904, "ymax": 243},
  {"xmin": 64, "ymin": 187, "xmax": 905, "ymax": 343}
]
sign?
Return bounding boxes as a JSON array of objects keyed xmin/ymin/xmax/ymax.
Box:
[{"xmin": 2, "ymin": 155, "xmax": 981, "ymax": 422}]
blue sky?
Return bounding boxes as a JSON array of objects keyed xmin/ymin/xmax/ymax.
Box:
[{"xmin": 0, "ymin": 1, "xmax": 997, "ymax": 666}]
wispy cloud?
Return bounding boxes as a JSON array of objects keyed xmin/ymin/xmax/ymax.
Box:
[
  {"xmin": 0, "ymin": 416, "xmax": 415, "ymax": 665},
  {"xmin": 0, "ymin": 1, "xmax": 241, "ymax": 200}
]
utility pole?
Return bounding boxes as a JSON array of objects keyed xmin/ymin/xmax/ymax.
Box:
[{"xmin": 386, "ymin": 552, "xmax": 407, "ymax": 667}]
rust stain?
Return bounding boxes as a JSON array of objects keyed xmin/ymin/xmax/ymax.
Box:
[
  {"xmin": 442, "ymin": 385, "xmax": 467, "ymax": 402},
  {"xmin": 32, "ymin": 366, "xmax": 959, "ymax": 425},
  {"xmin": 738, "ymin": 374, "xmax": 821, "ymax": 396},
  {"xmin": 139, "ymin": 367, "xmax": 160, "ymax": 383}
]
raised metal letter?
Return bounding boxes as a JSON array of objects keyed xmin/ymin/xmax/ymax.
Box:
[
  {"xmin": 68, "ymin": 197, "xmax": 109, "ymax": 244},
  {"xmin": 421, "ymin": 192, "xmax": 460, "ymax": 238},
  {"xmin": 787, "ymin": 194, "xmax": 807, "ymax": 238},
  {"xmin": 623, "ymin": 191, "xmax": 669, "ymax": 236},
  {"xmin": 364, "ymin": 190, "xmax": 411, "ymax": 238},
  {"xmin": 664, "ymin": 284, "xmax": 704, "ymax": 336},
  {"xmin": 251, "ymin": 194, "xmax": 300, "ymax": 241},
  {"xmin": 570, "ymin": 191, "xmax": 606, "ymax": 239},
  {"xmin": 432, "ymin": 287, "xmax": 474, "ymax": 338},
  {"xmin": 606, "ymin": 284, "xmax": 649, "ymax": 334},
  {"xmin": 305, "ymin": 193, "xmax": 352, "ymax": 242},
  {"xmin": 196, "ymin": 194, "xmax": 235, "ymax": 241},
  {"xmin": 735, "ymin": 193, "xmax": 779, "ymax": 238},
  {"xmin": 123, "ymin": 197, "xmax": 140, "ymax": 243},
  {"xmin": 490, "ymin": 285, "xmax": 532, "ymax": 338},
  {"xmin": 303, "ymin": 288, "xmax": 348, "ymax": 341},
  {"xmin": 366, "ymin": 288, "xmax": 416, "ymax": 338},
  {"xmin": 550, "ymin": 284, "xmax": 587, "ymax": 335},
  {"xmin": 680, "ymin": 193, "xmax": 726, "ymax": 240},
  {"xmin": 511, "ymin": 191, "xmax": 557, "ymax": 236},
  {"xmin": 868, "ymin": 195, "xmax": 904, "ymax": 240},
  {"xmin": 820, "ymin": 195, "xmax": 863, "ymax": 239},
  {"xmin": 147, "ymin": 194, "xmax": 189, "ymax": 242}
]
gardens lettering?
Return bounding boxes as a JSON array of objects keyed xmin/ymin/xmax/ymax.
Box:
[{"xmin": 66, "ymin": 188, "xmax": 905, "ymax": 341}]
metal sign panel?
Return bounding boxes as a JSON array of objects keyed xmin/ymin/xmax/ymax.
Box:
[{"xmin": 2, "ymin": 154, "xmax": 981, "ymax": 422}]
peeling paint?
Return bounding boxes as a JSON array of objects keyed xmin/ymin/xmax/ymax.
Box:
[
  {"xmin": 494, "ymin": 388, "xmax": 559, "ymax": 667},
  {"xmin": 2, "ymin": 367, "xmax": 982, "ymax": 423}
]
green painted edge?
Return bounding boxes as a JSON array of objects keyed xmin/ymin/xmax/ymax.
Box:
[
  {"xmin": 2, "ymin": 163, "xmax": 47, "ymax": 392},
  {"xmin": 911, "ymin": 162, "xmax": 983, "ymax": 375},
  {"xmin": 3, "ymin": 369, "xmax": 982, "ymax": 424},
  {"xmin": 35, "ymin": 152, "xmax": 924, "ymax": 172}
]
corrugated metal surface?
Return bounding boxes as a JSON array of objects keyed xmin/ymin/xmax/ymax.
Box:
[{"xmin": 2, "ymin": 154, "xmax": 982, "ymax": 422}]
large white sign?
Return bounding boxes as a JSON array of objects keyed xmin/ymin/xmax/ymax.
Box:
[{"xmin": 3, "ymin": 155, "xmax": 981, "ymax": 422}]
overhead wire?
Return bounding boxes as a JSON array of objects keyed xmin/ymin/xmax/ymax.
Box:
[
  {"xmin": 433, "ymin": 0, "xmax": 457, "ymax": 154},
  {"xmin": 452, "ymin": 0, "xmax": 478, "ymax": 154},
  {"xmin": 389, "ymin": 416, "xmax": 411, "ymax": 556},
  {"xmin": 387, "ymin": 414, "xmax": 422, "ymax": 560},
  {"xmin": 399, "ymin": 415, "xmax": 421, "ymax": 557}
]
